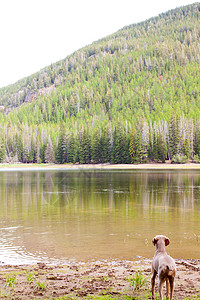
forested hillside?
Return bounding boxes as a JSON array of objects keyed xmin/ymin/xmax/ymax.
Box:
[{"xmin": 0, "ymin": 3, "xmax": 199, "ymax": 164}]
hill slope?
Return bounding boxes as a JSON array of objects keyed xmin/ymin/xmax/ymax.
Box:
[{"xmin": 0, "ymin": 3, "xmax": 199, "ymax": 164}]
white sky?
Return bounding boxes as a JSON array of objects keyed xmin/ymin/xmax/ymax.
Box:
[{"xmin": 0, "ymin": 0, "xmax": 196, "ymax": 88}]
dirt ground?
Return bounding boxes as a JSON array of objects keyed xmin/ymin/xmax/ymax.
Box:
[
  {"xmin": 0, "ymin": 258, "xmax": 199, "ymax": 300},
  {"xmin": 2, "ymin": 162, "xmax": 200, "ymax": 171}
]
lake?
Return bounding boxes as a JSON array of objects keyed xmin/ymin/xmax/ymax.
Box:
[{"xmin": 0, "ymin": 169, "xmax": 199, "ymax": 264}]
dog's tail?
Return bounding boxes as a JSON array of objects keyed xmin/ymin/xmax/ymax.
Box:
[{"xmin": 166, "ymin": 265, "xmax": 174, "ymax": 276}]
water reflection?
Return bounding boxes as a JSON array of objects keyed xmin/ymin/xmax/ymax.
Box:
[{"xmin": 0, "ymin": 170, "xmax": 200, "ymax": 264}]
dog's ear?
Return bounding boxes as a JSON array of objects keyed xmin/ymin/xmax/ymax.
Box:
[
  {"xmin": 165, "ymin": 238, "xmax": 170, "ymax": 246},
  {"xmin": 152, "ymin": 237, "xmax": 157, "ymax": 246}
]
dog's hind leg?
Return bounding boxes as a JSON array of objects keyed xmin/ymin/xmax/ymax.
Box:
[
  {"xmin": 166, "ymin": 278, "xmax": 170, "ymax": 298},
  {"xmin": 158, "ymin": 278, "xmax": 165, "ymax": 300},
  {"xmin": 151, "ymin": 271, "xmax": 157, "ymax": 300},
  {"xmin": 169, "ymin": 276, "xmax": 175, "ymax": 300}
]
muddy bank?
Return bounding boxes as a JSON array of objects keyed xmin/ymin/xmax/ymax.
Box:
[
  {"xmin": 1, "ymin": 162, "xmax": 200, "ymax": 171},
  {"xmin": 0, "ymin": 258, "xmax": 199, "ymax": 299}
]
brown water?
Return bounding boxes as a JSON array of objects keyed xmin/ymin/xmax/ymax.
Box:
[{"xmin": 0, "ymin": 170, "xmax": 199, "ymax": 264}]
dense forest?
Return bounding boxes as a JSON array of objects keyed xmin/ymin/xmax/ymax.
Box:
[{"xmin": 0, "ymin": 3, "xmax": 200, "ymax": 164}]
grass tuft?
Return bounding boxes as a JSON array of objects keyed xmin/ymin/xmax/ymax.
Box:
[
  {"xmin": 128, "ymin": 271, "xmax": 147, "ymax": 290},
  {"xmin": 5, "ymin": 274, "xmax": 16, "ymax": 289}
]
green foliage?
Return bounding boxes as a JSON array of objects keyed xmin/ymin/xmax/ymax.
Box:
[
  {"xmin": 168, "ymin": 114, "xmax": 180, "ymax": 159},
  {"xmin": 171, "ymin": 154, "xmax": 189, "ymax": 164},
  {"xmin": 192, "ymin": 155, "xmax": 200, "ymax": 163},
  {"xmin": 0, "ymin": 4, "xmax": 199, "ymax": 165},
  {"xmin": 5, "ymin": 274, "xmax": 16, "ymax": 289},
  {"xmin": 184, "ymin": 294, "xmax": 200, "ymax": 300},
  {"xmin": 26, "ymin": 272, "xmax": 35, "ymax": 284},
  {"xmin": 45, "ymin": 135, "xmax": 54, "ymax": 163},
  {"xmin": 127, "ymin": 271, "xmax": 147, "ymax": 290},
  {"xmin": 0, "ymin": 138, "xmax": 6, "ymax": 163},
  {"xmin": 35, "ymin": 279, "xmax": 46, "ymax": 290},
  {"xmin": 79, "ymin": 129, "xmax": 91, "ymax": 164},
  {"xmin": 84, "ymin": 296, "xmax": 133, "ymax": 300},
  {"xmin": 111, "ymin": 127, "xmax": 129, "ymax": 164},
  {"xmin": 129, "ymin": 127, "xmax": 147, "ymax": 164}
]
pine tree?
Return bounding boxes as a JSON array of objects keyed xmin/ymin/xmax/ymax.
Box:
[
  {"xmin": 182, "ymin": 138, "xmax": 190, "ymax": 158},
  {"xmin": 79, "ymin": 129, "xmax": 91, "ymax": 164},
  {"xmin": 111, "ymin": 128, "xmax": 123, "ymax": 164},
  {"xmin": 156, "ymin": 132, "xmax": 167, "ymax": 163},
  {"xmin": 40, "ymin": 143, "xmax": 47, "ymax": 163},
  {"xmin": 129, "ymin": 127, "xmax": 145, "ymax": 163},
  {"xmin": 35, "ymin": 137, "xmax": 41, "ymax": 163},
  {"xmin": 0, "ymin": 138, "xmax": 6, "ymax": 163},
  {"xmin": 55, "ymin": 130, "xmax": 65, "ymax": 164},
  {"xmin": 29, "ymin": 138, "xmax": 36, "ymax": 163},
  {"xmin": 91, "ymin": 130, "xmax": 101, "ymax": 163},
  {"xmin": 100, "ymin": 130, "xmax": 110, "ymax": 163},
  {"xmin": 15, "ymin": 134, "xmax": 23, "ymax": 162},
  {"xmin": 168, "ymin": 114, "xmax": 180, "ymax": 159},
  {"xmin": 23, "ymin": 146, "xmax": 29, "ymax": 163},
  {"xmin": 68, "ymin": 134, "xmax": 79, "ymax": 163},
  {"xmin": 45, "ymin": 135, "xmax": 54, "ymax": 163}
]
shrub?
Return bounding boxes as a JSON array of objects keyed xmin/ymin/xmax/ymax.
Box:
[{"xmin": 171, "ymin": 154, "xmax": 188, "ymax": 164}]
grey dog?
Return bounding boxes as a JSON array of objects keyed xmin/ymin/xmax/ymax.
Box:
[{"xmin": 151, "ymin": 235, "xmax": 176, "ymax": 300}]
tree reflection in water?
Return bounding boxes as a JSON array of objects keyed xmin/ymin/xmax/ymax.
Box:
[{"xmin": 0, "ymin": 170, "xmax": 199, "ymax": 264}]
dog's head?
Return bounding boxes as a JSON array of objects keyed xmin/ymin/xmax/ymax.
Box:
[{"xmin": 152, "ymin": 235, "xmax": 170, "ymax": 247}]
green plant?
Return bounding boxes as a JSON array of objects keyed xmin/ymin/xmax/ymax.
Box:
[
  {"xmin": 26, "ymin": 271, "xmax": 35, "ymax": 283},
  {"xmin": 103, "ymin": 276, "xmax": 111, "ymax": 282},
  {"xmin": 5, "ymin": 274, "xmax": 16, "ymax": 289},
  {"xmin": 0, "ymin": 288, "xmax": 8, "ymax": 297},
  {"xmin": 171, "ymin": 154, "xmax": 188, "ymax": 164},
  {"xmin": 184, "ymin": 294, "xmax": 200, "ymax": 300},
  {"xmin": 192, "ymin": 155, "xmax": 200, "ymax": 163},
  {"xmin": 134, "ymin": 292, "xmax": 160, "ymax": 300},
  {"xmin": 45, "ymin": 297, "xmax": 76, "ymax": 300},
  {"xmin": 35, "ymin": 279, "xmax": 46, "ymax": 290},
  {"xmin": 128, "ymin": 271, "xmax": 147, "ymax": 290},
  {"xmin": 85, "ymin": 296, "xmax": 132, "ymax": 300}
]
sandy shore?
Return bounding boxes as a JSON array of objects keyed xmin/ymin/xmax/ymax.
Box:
[
  {"xmin": 0, "ymin": 258, "xmax": 199, "ymax": 299},
  {"xmin": 1, "ymin": 162, "xmax": 200, "ymax": 171}
]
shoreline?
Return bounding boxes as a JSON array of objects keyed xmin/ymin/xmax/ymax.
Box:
[
  {"xmin": 0, "ymin": 258, "xmax": 199, "ymax": 299},
  {"xmin": 1, "ymin": 162, "xmax": 200, "ymax": 171}
]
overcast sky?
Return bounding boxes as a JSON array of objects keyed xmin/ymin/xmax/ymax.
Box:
[{"xmin": 0, "ymin": 0, "xmax": 196, "ymax": 88}]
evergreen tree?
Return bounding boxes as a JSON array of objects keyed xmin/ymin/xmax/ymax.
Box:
[
  {"xmin": 194, "ymin": 123, "xmax": 200, "ymax": 157},
  {"xmin": 29, "ymin": 138, "xmax": 36, "ymax": 163},
  {"xmin": 156, "ymin": 132, "xmax": 167, "ymax": 163},
  {"xmin": 79, "ymin": 129, "xmax": 91, "ymax": 164},
  {"xmin": 91, "ymin": 130, "xmax": 101, "ymax": 163},
  {"xmin": 168, "ymin": 114, "xmax": 180, "ymax": 159},
  {"xmin": 45, "ymin": 135, "xmax": 54, "ymax": 163},
  {"xmin": 40, "ymin": 143, "xmax": 47, "ymax": 163},
  {"xmin": 55, "ymin": 130, "xmax": 65, "ymax": 164},
  {"xmin": 68, "ymin": 134, "xmax": 79, "ymax": 163},
  {"xmin": 182, "ymin": 138, "xmax": 190, "ymax": 158},
  {"xmin": 111, "ymin": 128, "xmax": 120, "ymax": 164},
  {"xmin": 0, "ymin": 138, "xmax": 6, "ymax": 163},
  {"xmin": 100, "ymin": 130, "xmax": 110, "ymax": 163},
  {"xmin": 129, "ymin": 127, "xmax": 145, "ymax": 163},
  {"xmin": 23, "ymin": 146, "xmax": 29, "ymax": 163},
  {"xmin": 35, "ymin": 137, "xmax": 41, "ymax": 163},
  {"xmin": 15, "ymin": 134, "xmax": 23, "ymax": 162}
]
